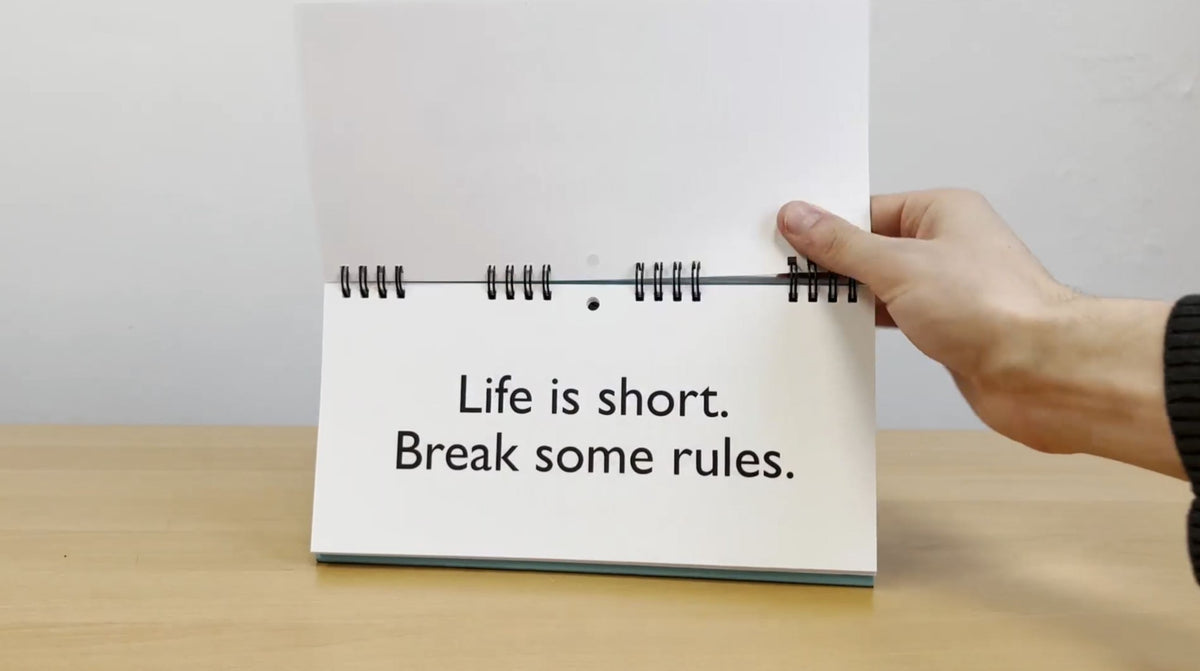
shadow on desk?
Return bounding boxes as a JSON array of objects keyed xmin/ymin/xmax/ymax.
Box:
[{"xmin": 878, "ymin": 477, "xmax": 1197, "ymax": 670}]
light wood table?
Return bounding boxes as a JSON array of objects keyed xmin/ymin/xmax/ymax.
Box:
[{"xmin": 1, "ymin": 426, "xmax": 1197, "ymax": 669}]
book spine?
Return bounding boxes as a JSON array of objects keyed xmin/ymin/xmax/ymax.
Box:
[{"xmin": 336, "ymin": 261, "xmax": 857, "ymax": 304}]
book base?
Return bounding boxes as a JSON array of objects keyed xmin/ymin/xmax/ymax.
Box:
[{"xmin": 314, "ymin": 554, "xmax": 874, "ymax": 587}]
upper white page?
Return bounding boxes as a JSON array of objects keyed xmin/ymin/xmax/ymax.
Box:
[{"xmin": 296, "ymin": 0, "xmax": 869, "ymax": 282}]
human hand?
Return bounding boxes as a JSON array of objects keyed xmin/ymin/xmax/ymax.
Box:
[
  {"xmin": 779, "ymin": 190, "xmax": 1072, "ymax": 384},
  {"xmin": 777, "ymin": 190, "xmax": 1182, "ymax": 478}
]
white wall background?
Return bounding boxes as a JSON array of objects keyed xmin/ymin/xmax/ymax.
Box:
[{"xmin": 2, "ymin": 1, "xmax": 1199, "ymax": 428}]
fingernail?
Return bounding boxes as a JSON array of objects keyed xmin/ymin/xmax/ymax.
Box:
[{"xmin": 782, "ymin": 202, "xmax": 823, "ymax": 235}]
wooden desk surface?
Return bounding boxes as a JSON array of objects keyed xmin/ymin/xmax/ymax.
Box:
[{"xmin": 1, "ymin": 426, "xmax": 1197, "ymax": 670}]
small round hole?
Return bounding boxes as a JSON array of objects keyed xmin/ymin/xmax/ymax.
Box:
[
  {"xmin": 586, "ymin": 297, "xmax": 600, "ymax": 311},
  {"xmin": 586, "ymin": 254, "xmax": 600, "ymax": 267}
]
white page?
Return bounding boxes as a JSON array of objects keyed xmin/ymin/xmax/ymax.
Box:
[
  {"xmin": 311, "ymin": 283, "xmax": 875, "ymax": 576},
  {"xmin": 296, "ymin": 0, "xmax": 870, "ymax": 282}
]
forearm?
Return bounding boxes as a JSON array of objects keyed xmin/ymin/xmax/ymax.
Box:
[{"xmin": 977, "ymin": 296, "xmax": 1185, "ymax": 478}]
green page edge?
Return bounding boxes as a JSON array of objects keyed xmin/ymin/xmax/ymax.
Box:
[{"xmin": 315, "ymin": 553, "xmax": 874, "ymax": 587}]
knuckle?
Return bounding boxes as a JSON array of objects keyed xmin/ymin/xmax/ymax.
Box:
[{"xmin": 943, "ymin": 188, "xmax": 991, "ymax": 208}]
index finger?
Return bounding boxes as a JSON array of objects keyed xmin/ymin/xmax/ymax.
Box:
[{"xmin": 870, "ymin": 191, "xmax": 940, "ymax": 239}]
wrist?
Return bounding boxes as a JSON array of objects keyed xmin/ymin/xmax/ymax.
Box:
[
  {"xmin": 1027, "ymin": 296, "xmax": 1168, "ymax": 402},
  {"xmin": 971, "ymin": 293, "xmax": 1182, "ymax": 477}
]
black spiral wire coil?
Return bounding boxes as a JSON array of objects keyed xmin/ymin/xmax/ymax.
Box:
[
  {"xmin": 340, "ymin": 266, "xmax": 405, "ymax": 299},
  {"xmin": 633, "ymin": 261, "xmax": 703, "ymax": 303},
  {"xmin": 788, "ymin": 257, "xmax": 857, "ymax": 303},
  {"xmin": 486, "ymin": 265, "xmax": 553, "ymax": 300}
]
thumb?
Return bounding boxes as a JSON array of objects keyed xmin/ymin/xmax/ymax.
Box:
[{"xmin": 776, "ymin": 201, "xmax": 905, "ymax": 289}]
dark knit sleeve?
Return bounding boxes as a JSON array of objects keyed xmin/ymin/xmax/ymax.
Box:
[{"xmin": 1165, "ymin": 295, "xmax": 1200, "ymax": 584}]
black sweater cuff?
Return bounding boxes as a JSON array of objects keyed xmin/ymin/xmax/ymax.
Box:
[{"xmin": 1164, "ymin": 294, "xmax": 1200, "ymax": 584}]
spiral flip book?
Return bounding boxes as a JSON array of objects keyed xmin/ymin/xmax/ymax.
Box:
[{"xmin": 298, "ymin": 0, "xmax": 876, "ymax": 586}]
